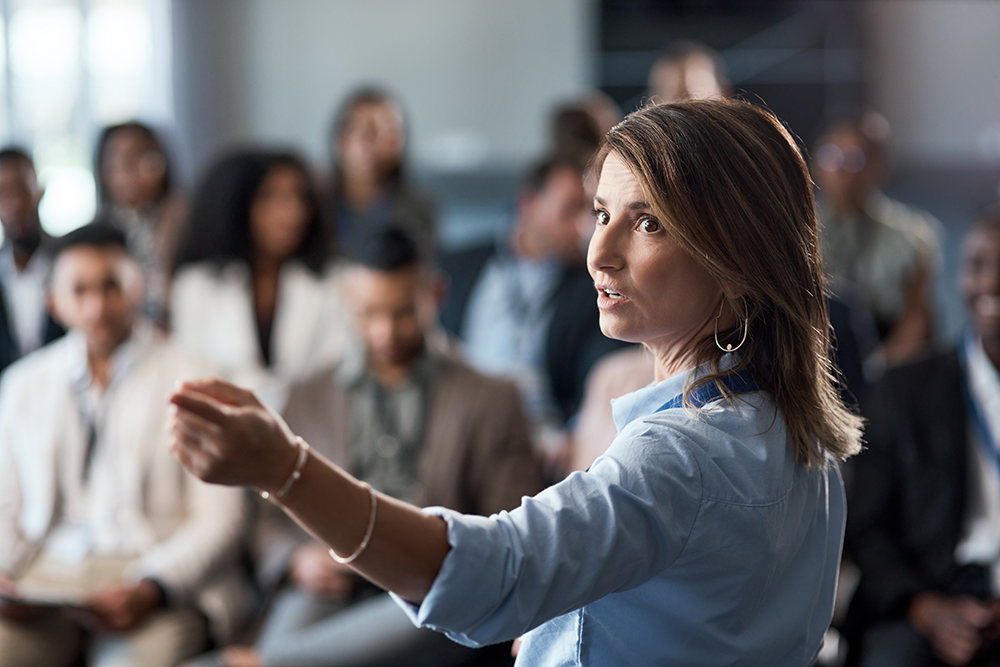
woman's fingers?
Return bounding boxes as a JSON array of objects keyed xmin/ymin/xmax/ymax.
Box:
[
  {"xmin": 168, "ymin": 402, "xmax": 233, "ymax": 483},
  {"xmin": 170, "ymin": 433, "xmax": 209, "ymax": 479},
  {"xmin": 177, "ymin": 378, "xmax": 262, "ymax": 408},
  {"xmin": 168, "ymin": 379, "xmax": 296, "ymax": 489},
  {"xmin": 171, "ymin": 402, "xmax": 224, "ymax": 442},
  {"xmin": 170, "ymin": 385, "xmax": 234, "ymax": 425}
]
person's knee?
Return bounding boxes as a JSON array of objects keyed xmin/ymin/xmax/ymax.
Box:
[
  {"xmin": 91, "ymin": 607, "xmax": 209, "ymax": 667},
  {"xmin": 0, "ymin": 612, "xmax": 86, "ymax": 667}
]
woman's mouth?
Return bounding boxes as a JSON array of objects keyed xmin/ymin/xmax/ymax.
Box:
[{"xmin": 595, "ymin": 285, "xmax": 629, "ymax": 308}]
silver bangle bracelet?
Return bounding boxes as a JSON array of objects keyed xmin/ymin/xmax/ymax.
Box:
[
  {"xmin": 329, "ymin": 482, "xmax": 377, "ymax": 565},
  {"xmin": 261, "ymin": 437, "xmax": 310, "ymax": 501}
]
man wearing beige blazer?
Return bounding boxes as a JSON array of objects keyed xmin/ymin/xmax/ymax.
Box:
[
  {"xmin": 192, "ymin": 226, "xmax": 544, "ymax": 667},
  {"xmin": 0, "ymin": 225, "xmax": 248, "ymax": 667}
]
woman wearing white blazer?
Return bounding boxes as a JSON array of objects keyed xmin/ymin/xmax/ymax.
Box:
[{"xmin": 171, "ymin": 151, "xmax": 351, "ymax": 410}]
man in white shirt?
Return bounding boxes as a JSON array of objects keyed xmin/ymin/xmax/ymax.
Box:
[
  {"xmin": 0, "ymin": 225, "xmax": 248, "ymax": 667},
  {"xmin": 0, "ymin": 148, "xmax": 64, "ymax": 371}
]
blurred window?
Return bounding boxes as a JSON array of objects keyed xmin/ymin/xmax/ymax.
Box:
[{"xmin": 0, "ymin": 0, "xmax": 171, "ymax": 238}]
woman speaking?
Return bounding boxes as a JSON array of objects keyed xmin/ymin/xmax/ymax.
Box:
[{"xmin": 170, "ymin": 99, "xmax": 863, "ymax": 665}]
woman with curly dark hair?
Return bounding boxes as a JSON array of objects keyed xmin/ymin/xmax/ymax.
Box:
[{"xmin": 171, "ymin": 150, "xmax": 349, "ymax": 409}]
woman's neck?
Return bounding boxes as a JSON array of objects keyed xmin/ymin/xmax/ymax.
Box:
[
  {"xmin": 650, "ymin": 301, "xmax": 735, "ymax": 382},
  {"xmin": 342, "ymin": 173, "xmax": 385, "ymax": 212},
  {"xmin": 11, "ymin": 232, "xmax": 41, "ymax": 272},
  {"xmin": 251, "ymin": 255, "xmax": 283, "ymax": 320},
  {"xmin": 652, "ymin": 351, "xmax": 698, "ymax": 383}
]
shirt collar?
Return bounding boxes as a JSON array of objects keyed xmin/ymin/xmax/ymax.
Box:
[
  {"xmin": 965, "ymin": 333, "xmax": 1000, "ymax": 442},
  {"xmin": 611, "ymin": 367, "xmax": 685, "ymax": 433},
  {"xmin": 0, "ymin": 240, "xmax": 51, "ymax": 279},
  {"xmin": 68, "ymin": 321, "xmax": 154, "ymax": 393},
  {"xmin": 610, "ymin": 353, "xmax": 740, "ymax": 433}
]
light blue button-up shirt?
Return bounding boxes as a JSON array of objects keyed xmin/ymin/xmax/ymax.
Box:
[{"xmin": 396, "ymin": 364, "xmax": 846, "ymax": 666}]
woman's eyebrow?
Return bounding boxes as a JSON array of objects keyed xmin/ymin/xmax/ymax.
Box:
[{"xmin": 593, "ymin": 196, "xmax": 652, "ymax": 211}]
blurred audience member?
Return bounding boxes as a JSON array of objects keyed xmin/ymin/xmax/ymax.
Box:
[
  {"xmin": 559, "ymin": 41, "xmax": 732, "ymax": 471},
  {"xmin": 576, "ymin": 90, "xmax": 624, "ymax": 138},
  {"xmin": 647, "ymin": 40, "xmax": 730, "ymax": 103},
  {"xmin": 845, "ymin": 211, "xmax": 1000, "ymax": 666},
  {"xmin": 814, "ymin": 112, "xmax": 940, "ymax": 367},
  {"xmin": 827, "ymin": 282, "xmax": 882, "ymax": 412},
  {"xmin": 0, "ymin": 148, "xmax": 64, "ymax": 372},
  {"xmin": 172, "ymin": 150, "xmax": 349, "ymax": 409},
  {"xmin": 327, "ymin": 88, "xmax": 436, "ymax": 258},
  {"xmin": 568, "ymin": 345, "xmax": 653, "ymax": 473},
  {"xmin": 96, "ymin": 122, "xmax": 186, "ymax": 323},
  {"xmin": 0, "ymin": 225, "xmax": 248, "ymax": 667},
  {"xmin": 439, "ymin": 156, "xmax": 625, "ymax": 444},
  {"xmin": 551, "ymin": 105, "xmax": 602, "ymax": 167},
  {"xmin": 189, "ymin": 227, "xmax": 542, "ymax": 667}
]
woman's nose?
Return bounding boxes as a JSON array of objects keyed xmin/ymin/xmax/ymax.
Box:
[{"xmin": 587, "ymin": 223, "xmax": 624, "ymax": 276}]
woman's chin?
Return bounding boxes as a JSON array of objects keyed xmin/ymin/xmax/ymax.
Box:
[{"xmin": 597, "ymin": 317, "xmax": 643, "ymax": 345}]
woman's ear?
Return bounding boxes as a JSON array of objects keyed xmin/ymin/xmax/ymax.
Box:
[{"xmin": 720, "ymin": 283, "xmax": 747, "ymax": 301}]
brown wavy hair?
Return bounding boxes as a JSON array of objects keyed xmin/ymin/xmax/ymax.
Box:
[{"xmin": 594, "ymin": 99, "xmax": 863, "ymax": 466}]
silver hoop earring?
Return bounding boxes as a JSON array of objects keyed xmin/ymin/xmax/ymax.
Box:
[{"xmin": 714, "ymin": 300, "xmax": 748, "ymax": 352}]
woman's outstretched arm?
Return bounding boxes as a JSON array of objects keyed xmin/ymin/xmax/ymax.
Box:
[{"xmin": 168, "ymin": 378, "xmax": 449, "ymax": 604}]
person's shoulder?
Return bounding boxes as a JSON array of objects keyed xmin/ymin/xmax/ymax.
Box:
[
  {"xmin": 610, "ymin": 393, "xmax": 797, "ymax": 497},
  {"xmin": 391, "ymin": 185, "xmax": 436, "ymax": 220},
  {"xmin": 172, "ymin": 261, "xmax": 250, "ymax": 316},
  {"xmin": 284, "ymin": 257, "xmax": 338, "ymax": 279},
  {"xmin": 285, "ymin": 365, "xmax": 341, "ymax": 404},
  {"xmin": 0, "ymin": 336, "xmax": 72, "ymax": 388},
  {"xmin": 873, "ymin": 347, "xmax": 959, "ymax": 392},
  {"xmin": 438, "ymin": 241, "xmax": 496, "ymax": 271},
  {"xmin": 174, "ymin": 260, "xmax": 247, "ymax": 287},
  {"xmin": 436, "ymin": 353, "xmax": 520, "ymax": 401},
  {"xmin": 139, "ymin": 327, "xmax": 216, "ymax": 378},
  {"xmin": 869, "ymin": 193, "xmax": 941, "ymax": 256}
]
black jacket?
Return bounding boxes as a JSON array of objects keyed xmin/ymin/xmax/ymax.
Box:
[
  {"xmin": 845, "ymin": 349, "xmax": 973, "ymax": 632},
  {"xmin": 0, "ymin": 287, "xmax": 64, "ymax": 374}
]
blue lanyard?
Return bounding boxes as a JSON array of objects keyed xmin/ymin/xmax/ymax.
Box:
[
  {"xmin": 958, "ymin": 335, "xmax": 1000, "ymax": 482},
  {"xmin": 655, "ymin": 371, "xmax": 759, "ymax": 412}
]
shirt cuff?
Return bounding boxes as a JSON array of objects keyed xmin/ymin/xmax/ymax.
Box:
[{"xmin": 390, "ymin": 506, "xmax": 512, "ymax": 648}]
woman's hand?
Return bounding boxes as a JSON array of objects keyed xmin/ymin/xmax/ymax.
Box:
[
  {"xmin": 78, "ymin": 580, "xmax": 164, "ymax": 633},
  {"xmin": 170, "ymin": 379, "xmax": 450, "ymax": 605},
  {"xmin": 168, "ymin": 379, "xmax": 298, "ymax": 493},
  {"xmin": 908, "ymin": 591, "xmax": 994, "ymax": 666}
]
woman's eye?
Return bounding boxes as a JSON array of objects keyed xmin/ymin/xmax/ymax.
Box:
[
  {"xmin": 639, "ymin": 218, "xmax": 661, "ymax": 233},
  {"xmin": 595, "ymin": 210, "xmax": 610, "ymax": 226}
]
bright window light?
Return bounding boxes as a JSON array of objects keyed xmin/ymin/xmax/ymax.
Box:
[
  {"xmin": 86, "ymin": 3, "xmax": 152, "ymax": 77},
  {"xmin": 9, "ymin": 5, "xmax": 82, "ymax": 80},
  {"xmin": 38, "ymin": 166, "xmax": 97, "ymax": 237}
]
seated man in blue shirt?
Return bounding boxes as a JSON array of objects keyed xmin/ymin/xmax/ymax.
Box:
[{"xmin": 438, "ymin": 156, "xmax": 626, "ymax": 436}]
